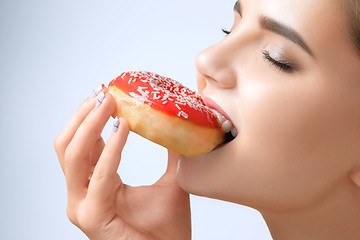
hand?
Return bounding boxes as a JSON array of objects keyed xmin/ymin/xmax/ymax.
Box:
[{"xmin": 54, "ymin": 89, "xmax": 191, "ymax": 240}]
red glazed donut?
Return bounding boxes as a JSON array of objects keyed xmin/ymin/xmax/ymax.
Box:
[{"xmin": 108, "ymin": 71, "xmax": 229, "ymax": 156}]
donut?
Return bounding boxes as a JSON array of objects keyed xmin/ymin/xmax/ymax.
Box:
[{"xmin": 108, "ymin": 71, "xmax": 234, "ymax": 156}]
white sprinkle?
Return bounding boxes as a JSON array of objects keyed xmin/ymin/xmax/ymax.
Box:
[
  {"xmin": 162, "ymin": 101, "xmax": 168, "ymax": 105},
  {"xmin": 152, "ymin": 92, "xmax": 161, "ymax": 100},
  {"xmin": 178, "ymin": 111, "xmax": 189, "ymax": 119},
  {"xmin": 175, "ymin": 104, "xmax": 181, "ymax": 110},
  {"xmin": 175, "ymin": 101, "xmax": 186, "ymax": 105},
  {"xmin": 161, "ymin": 94, "xmax": 169, "ymax": 101},
  {"xmin": 128, "ymin": 78, "xmax": 136, "ymax": 84}
]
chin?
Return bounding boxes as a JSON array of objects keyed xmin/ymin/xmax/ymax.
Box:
[
  {"xmin": 176, "ymin": 139, "xmax": 240, "ymax": 200},
  {"xmin": 176, "ymin": 137, "xmax": 276, "ymax": 209}
]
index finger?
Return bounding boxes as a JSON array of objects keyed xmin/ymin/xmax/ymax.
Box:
[{"xmin": 54, "ymin": 85, "xmax": 104, "ymax": 172}]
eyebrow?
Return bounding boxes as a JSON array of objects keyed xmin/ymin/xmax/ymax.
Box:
[
  {"xmin": 233, "ymin": 1, "xmax": 313, "ymax": 56},
  {"xmin": 260, "ymin": 16, "xmax": 313, "ymax": 56}
]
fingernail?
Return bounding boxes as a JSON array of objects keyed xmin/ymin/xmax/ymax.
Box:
[
  {"xmin": 95, "ymin": 91, "xmax": 105, "ymax": 108},
  {"xmin": 113, "ymin": 117, "xmax": 120, "ymax": 132},
  {"xmin": 90, "ymin": 85, "xmax": 103, "ymax": 99}
]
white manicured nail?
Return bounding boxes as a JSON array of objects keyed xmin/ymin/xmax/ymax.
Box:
[
  {"xmin": 95, "ymin": 91, "xmax": 105, "ymax": 108},
  {"xmin": 113, "ymin": 117, "xmax": 120, "ymax": 133},
  {"xmin": 90, "ymin": 85, "xmax": 103, "ymax": 99}
]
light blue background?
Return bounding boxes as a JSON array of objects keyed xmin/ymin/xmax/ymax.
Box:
[{"xmin": 0, "ymin": 0, "xmax": 272, "ymax": 239}]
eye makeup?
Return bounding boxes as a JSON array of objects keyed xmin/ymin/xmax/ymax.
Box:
[
  {"xmin": 222, "ymin": 1, "xmax": 303, "ymax": 74},
  {"xmin": 262, "ymin": 50, "xmax": 296, "ymax": 73}
]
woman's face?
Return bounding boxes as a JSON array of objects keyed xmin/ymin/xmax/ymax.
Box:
[{"xmin": 177, "ymin": 0, "xmax": 360, "ymax": 211}]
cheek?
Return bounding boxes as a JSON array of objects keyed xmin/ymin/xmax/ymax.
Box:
[
  {"xmin": 238, "ymin": 76, "xmax": 360, "ymax": 208},
  {"xmin": 242, "ymin": 77, "xmax": 358, "ymax": 160},
  {"xmin": 242, "ymin": 81, "xmax": 319, "ymax": 154}
]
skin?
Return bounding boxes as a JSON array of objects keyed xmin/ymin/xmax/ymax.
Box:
[
  {"xmin": 177, "ymin": 0, "xmax": 360, "ymax": 239},
  {"xmin": 55, "ymin": 0, "xmax": 360, "ymax": 239},
  {"xmin": 54, "ymin": 93, "xmax": 191, "ymax": 240}
]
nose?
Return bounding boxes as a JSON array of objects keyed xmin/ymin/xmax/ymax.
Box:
[{"xmin": 195, "ymin": 37, "xmax": 238, "ymax": 90}]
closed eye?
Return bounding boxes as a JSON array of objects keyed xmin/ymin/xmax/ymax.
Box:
[{"xmin": 262, "ymin": 50, "xmax": 295, "ymax": 73}]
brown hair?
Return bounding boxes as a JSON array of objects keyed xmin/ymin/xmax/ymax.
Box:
[{"xmin": 341, "ymin": 0, "xmax": 360, "ymax": 55}]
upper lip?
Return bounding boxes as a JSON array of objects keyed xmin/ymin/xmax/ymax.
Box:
[{"xmin": 202, "ymin": 97, "xmax": 236, "ymax": 129}]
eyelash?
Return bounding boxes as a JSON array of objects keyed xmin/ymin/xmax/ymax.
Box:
[
  {"xmin": 262, "ymin": 50, "xmax": 294, "ymax": 73},
  {"xmin": 221, "ymin": 29, "xmax": 295, "ymax": 73},
  {"xmin": 222, "ymin": 28, "xmax": 231, "ymax": 36}
]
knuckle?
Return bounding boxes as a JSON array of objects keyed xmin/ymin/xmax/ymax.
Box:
[
  {"xmin": 104, "ymin": 139, "xmax": 122, "ymax": 157},
  {"xmin": 92, "ymin": 168, "xmax": 107, "ymax": 182},
  {"xmin": 82, "ymin": 115, "xmax": 101, "ymax": 138},
  {"xmin": 67, "ymin": 204, "xmax": 96, "ymax": 232},
  {"xmin": 66, "ymin": 202, "xmax": 98, "ymax": 233},
  {"xmin": 78, "ymin": 217, "xmax": 95, "ymax": 233},
  {"xmin": 76, "ymin": 208, "xmax": 98, "ymax": 233},
  {"xmin": 54, "ymin": 134, "xmax": 65, "ymax": 153},
  {"xmin": 104, "ymin": 144, "xmax": 116, "ymax": 155},
  {"xmin": 101, "ymin": 93, "xmax": 116, "ymax": 113},
  {"xmin": 66, "ymin": 206, "xmax": 78, "ymax": 226},
  {"xmin": 63, "ymin": 144, "xmax": 79, "ymax": 164},
  {"xmin": 105, "ymin": 93, "xmax": 115, "ymax": 106},
  {"xmin": 63, "ymin": 146, "xmax": 73, "ymax": 161}
]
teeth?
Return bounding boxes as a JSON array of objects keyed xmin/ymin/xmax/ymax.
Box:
[
  {"xmin": 212, "ymin": 109, "xmax": 236, "ymax": 134},
  {"xmin": 212, "ymin": 109, "xmax": 225, "ymax": 122},
  {"xmin": 216, "ymin": 114, "xmax": 226, "ymax": 124},
  {"xmin": 231, "ymin": 128, "xmax": 238, "ymax": 138},
  {"xmin": 221, "ymin": 120, "xmax": 233, "ymax": 133}
]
